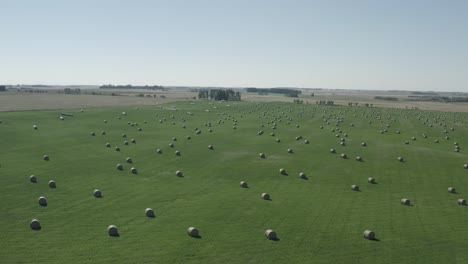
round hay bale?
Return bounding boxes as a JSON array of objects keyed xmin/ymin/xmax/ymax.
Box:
[
  {"xmin": 33, "ymin": 125, "xmax": 38, "ymax": 130},
  {"xmin": 169, "ymin": 143, "xmax": 174, "ymax": 148},
  {"xmin": 30, "ymin": 219, "xmax": 41, "ymax": 230},
  {"xmin": 176, "ymin": 170, "xmax": 183, "ymax": 177},
  {"xmin": 101, "ymin": 131, "xmax": 106, "ymax": 135},
  {"xmin": 299, "ymin": 172, "xmax": 307, "ymax": 179},
  {"xmin": 156, "ymin": 149, "xmax": 162, "ymax": 154},
  {"xmin": 208, "ymin": 145, "xmax": 214, "ymax": 150},
  {"xmin": 38, "ymin": 196, "xmax": 47, "ymax": 206},
  {"xmin": 240, "ymin": 181, "xmax": 248, "ymax": 188},
  {"xmin": 131, "ymin": 139, "xmax": 136, "ymax": 143},
  {"xmin": 304, "ymin": 140, "xmax": 309, "ymax": 144},
  {"xmin": 116, "ymin": 164, "xmax": 123, "ymax": 170},
  {"xmin": 448, "ymin": 187, "xmax": 456, "ymax": 193},
  {"xmin": 275, "ymin": 138, "xmax": 280, "ymax": 142},
  {"xmin": 90, "ymin": 132, "xmax": 95, "ymax": 136},
  {"xmin": 145, "ymin": 208, "xmax": 155, "ymax": 217},
  {"xmin": 172, "ymin": 137, "xmax": 177, "ymax": 142},
  {"xmin": 186, "ymin": 136, "xmax": 191, "ymax": 140},
  {"xmin": 330, "ymin": 148, "xmax": 336, "ymax": 153},
  {"xmin": 287, "ymin": 149, "xmax": 293, "ymax": 153},
  {"xmin": 60, "ymin": 116, "xmax": 64, "ymax": 120},
  {"xmin": 464, "ymin": 164, "xmax": 468, "ymax": 169},
  {"xmin": 270, "ymin": 132, "xmax": 275, "ymax": 136},
  {"xmin": 368, "ymin": 177, "xmax": 376, "ymax": 184},
  {"xmin": 340, "ymin": 142, "xmax": 346, "ymax": 146},
  {"xmin": 259, "ymin": 153, "xmax": 266, "ymax": 158},
  {"xmin": 404, "ymin": 141, "xmax": 409, "ymax": 145},
  {"xmin": 351, "ymin": 185, "xmax": 359, "ymax": 191},
  {"xmin": 261, "ymin": 193, "xmax": 270, "ymax": 200},
  {"xmin": 265, "ymin": 229, "xmax": 277, "ymax": 240},
  {"xmin": 175, "ymin": 150, "xmax": 181, "ymax": 156},
  {"xmin": 397, "ymin": 157, "xmax": 404, "ymax": 162},
  {"xmin": 361, "ymin": 142, "xmax": 366, "ymax": 147},
  {"xmin": 401, "ymin": 198, "xmax": 410, "ymax": 205},
  {"xmin": 455, "ymin": 148, "xmax": 459, "ymax": 152},
  {"xmin": 126, "ymin": 157, "xmax": 132, "ymax": 163},
  {"xmin": 42, "ymin": 155, "xmax": 49, "ymax": 161},
  {"xmin": 130, "ymin": 167, "xmax": 137, "ymax": 174},
  {"xmin": 122, "ymin": 133, "xmax": 126, "ymax": 138},
  {"xmin": 458, "ymin": 199, "xmax": 466, "ymax": 205},
  {"xmin": 434, "ymin": 139, "xmax": 439, "ymax": 143},
  {"xmin": 341, "ymin": 153, "xmax": 347, "ymax": 159},
  {"xmin": 108, "ymin": 225, "xmax": 118, "ymax": 236},
  {"xmin": 94, "ymin": 189, "xmax": 102, "ymax": 198},
  {"xmin": 187, "ymin": 227, "xmax": 199, "ymax": 237},
  {"xmin": 356, "ymin": 156, "xmax": 362, "ymax": 161},
  {"xmin": 279, "ymin": 168, "xmax": 287, "ymax": 175},
  {"xmin": 124, "ymin": 141, "xmax": 129, "ymax": 145},
  {"xmin": 106, "ymin": 143, "xmax": 111, "ymax": 148},
  {"xmin": 363, "ymin": 230, "xmax": 375, "ymax": 240},
  {"xmin": 30, "ymin": 175, "xmax": 37, "ymax": 183},
  {"xmin": 115, "ymin": 147, "xmax": 120, "ymax": 151},
  {"xmin": 48, "ymin": 180, "xmax": 56, "ymax": 188},
  {"xmin": 412, "ymin": 137, "xmax": 416, "ymax": 140}
]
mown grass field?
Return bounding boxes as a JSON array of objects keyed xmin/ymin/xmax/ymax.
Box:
[{"xmin": 1, "ymin": 101, "xmax": 468, "ymax": 264}]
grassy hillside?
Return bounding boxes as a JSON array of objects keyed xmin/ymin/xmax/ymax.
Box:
[{"xmin": 1, "ymin": 101, "xmax": 467, "ymax": 263}]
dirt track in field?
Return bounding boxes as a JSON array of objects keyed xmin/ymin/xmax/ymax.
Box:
[
  {"xmin": 0, "ymin": 91, "xmax": 197, "ymax": 111},
  {"xmin": 1, "ymin": 90, "xmax": 467, "ymax": 113}
]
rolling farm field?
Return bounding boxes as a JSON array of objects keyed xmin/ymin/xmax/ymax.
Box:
[{"xmin": 1, "ymin": 101, "xmax": 468, "ymax": 264}]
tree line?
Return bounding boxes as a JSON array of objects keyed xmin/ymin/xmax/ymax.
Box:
[
  {"xmin": 198, "ymin": 89, "xmax": 241, "ymax": 101},
  {"xmin": 100, "ymin": 84, "xmax": 165, "ymax": 90},
  {"xmin": 245, "ymin": 88, "xmax": 301, "ymax": 97}
]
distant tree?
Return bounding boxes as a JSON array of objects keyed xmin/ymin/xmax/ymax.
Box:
[{"xmin": 0, "ymin": 85, "xmax": 6, "ymax": 92}]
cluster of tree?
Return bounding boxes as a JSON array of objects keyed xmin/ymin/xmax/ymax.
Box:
[
  {"xmin": 374, "ymin": 96, "xmax": 398, "ymax": 101},
  {"xmin": 347, "ymin": 102, "xmax": 374, "ymax": 107},
  {"xmin": 245, "ymin": 88, "xmax": 301, "ymax": 97},
  {"xmin": 316, "ymin": 100, "xmax": 335, "ymax": 105},
  {"xmin": 0, "ymin": 85, "xmax": 6, "ymax": 92},
  {"xmin": 63, "ymin": 88, "xmax": 81, "ymax": 94},
  {"xmin": 198, "ymin": 89, "xmax": 241, "ymax": 101},
  {"xmin": 100, "ymin": 84, "xmax": 165, "ymax": 90},
  {"xmin": 293, "ymin": 99, "xmax": 304, "ymax": 104}
]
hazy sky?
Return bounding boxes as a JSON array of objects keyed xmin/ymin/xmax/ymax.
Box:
[{"xmin": 1, "ymin": 0, "xmax": 467, "ymax": 91}]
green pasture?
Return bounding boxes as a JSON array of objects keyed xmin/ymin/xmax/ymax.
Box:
[{"xmin": 0, "ymin": 101, "xmax": 467, "ymax": 263}]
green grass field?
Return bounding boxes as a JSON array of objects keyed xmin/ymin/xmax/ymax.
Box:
[{"xmin": 1, "ymin": 101, "xmax": 468, "ymax": 263}]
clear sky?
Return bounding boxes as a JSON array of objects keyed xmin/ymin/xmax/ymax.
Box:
[{"xmin": 1, "ymin": 0, "xmax": 467, "ymax": 91}]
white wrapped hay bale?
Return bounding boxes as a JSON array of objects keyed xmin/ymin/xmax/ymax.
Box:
[
  {"xmin": 187, "ymin": 227, "xmax": 199, "ymax": 237},
  {"xmin": 363, "ymin": 230, "xmax": 375, "ymax": 240},
  {"xmin": 145, "ymin": 208, "xmax": 155, "ymax": 217},
  {"xmin": 48, "ymin": 180, "xmax": 56, "ymax": 188},
  {"xmin": 38, "ymin": 196, "xmax": 47, "ymax": 206},
  {"xmin": 94, "ymin": 189, "xmax": 102, "ymax": 198},
  {"xmin": 30, "ymin": 175, "xmax": 37, "ymax": 183},
  {"xmin": 401, "ymin": 198, "xmax": 410, "ymax": 205},
  {"xmin": 265, "ymin": 229, "xmax": 277, "ymax": 240},
  {"xmin": 30, "ymin": 219, "xmax": 41, "ymax": 230},
  {"xmin": 108, "ymin": 225, "xmax": 118, "ymax": 236}
]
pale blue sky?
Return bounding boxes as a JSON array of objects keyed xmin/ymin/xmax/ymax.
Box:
[{"xmin": 1, "ymin": 0, "xmax": 467, "ymax": 91}]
